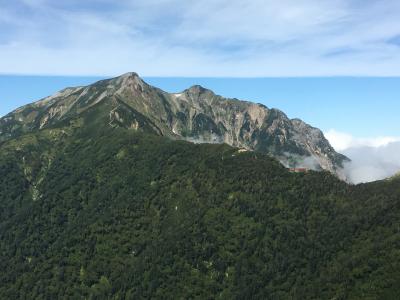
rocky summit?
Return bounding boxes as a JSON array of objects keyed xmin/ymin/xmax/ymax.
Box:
[{"xmin": 0, "ymin": 72, "xmax": 348, "ymax": 178}]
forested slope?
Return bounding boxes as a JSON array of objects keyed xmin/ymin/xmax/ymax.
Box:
[{"xmin": 0, "ymin": 123, "xmax": 399, "ymax": 299}]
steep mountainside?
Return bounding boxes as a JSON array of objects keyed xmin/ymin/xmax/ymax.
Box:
[
  {"xmin": 0, "ymin": 76, "xmax": 399, "ymax": 298},
  {"xmin": 0, "ymin": 124, "xmax": 399, "ymax": 299},
  {"xmin": 0, "ymin": 72, "xmax": 348, "ymax": 178}
]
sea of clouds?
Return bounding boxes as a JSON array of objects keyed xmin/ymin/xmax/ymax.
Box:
[{"xmin": 325, "ymin": 129, "xmax": 400, "ymax": 184}]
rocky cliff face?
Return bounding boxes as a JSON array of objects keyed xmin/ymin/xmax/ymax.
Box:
[{"xmin": 0, "ymin": 72, "xmax": 348, "ymax": 178}]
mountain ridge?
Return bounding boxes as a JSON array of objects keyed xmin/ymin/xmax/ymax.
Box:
[{"xmin": 0, "ymin": 72, "xmax": 348, "ymax": 178}]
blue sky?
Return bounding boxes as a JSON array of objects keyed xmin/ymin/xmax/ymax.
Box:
[
  {"xmin": 0, "ymin": 0, "xmax": 400, "ymax": 173},
  {"xmin": 1, "ymin": 0, "xmax": 400, "ymax": 76}
]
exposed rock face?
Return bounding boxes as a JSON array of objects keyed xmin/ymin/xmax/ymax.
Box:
[{"xmin": 0, "ymin": 72, "xmax": 349, "ymax": 178}]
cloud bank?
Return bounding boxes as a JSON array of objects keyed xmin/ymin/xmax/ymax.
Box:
[
  {"xmin": 1, "ymin": 0, "xmax": 400, "ymax": 76},
  {"xmin": 325, "ymin": 129, "xmax": 400, "ymax": 183}
]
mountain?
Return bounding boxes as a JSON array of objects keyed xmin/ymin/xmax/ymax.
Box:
[
  {"xmin": 0, "ymin": 123, "xmax": 399, "ymax": 299},
  {"xmin": 0, "ymin": 75, "xmax": 399, "ymax": 298},
  {"xmin": 0, "ymin": 72, "xmax": 348, "ymax": 178}
]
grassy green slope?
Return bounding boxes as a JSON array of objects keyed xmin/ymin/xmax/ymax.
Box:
[{"xmin": 0, "ymin": 123, "xmax": 399, "ymax": 299}]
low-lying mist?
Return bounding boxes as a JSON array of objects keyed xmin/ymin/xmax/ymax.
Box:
[{"xmin": 342, "ymin": 142, "xmax": 400, "ymax": 184}]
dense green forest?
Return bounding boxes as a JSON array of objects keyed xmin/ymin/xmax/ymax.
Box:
[{"xmin": 0, "ymin": 122, "xmax": 400, "ymax": 299}]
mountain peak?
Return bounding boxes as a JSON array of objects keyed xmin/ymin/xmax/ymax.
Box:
[
  {"xmin": 110, "ymin": 72, "xmax": 148, "ymax": 94},
  {"xmin": 0, "ymin": 73, "xmax": 348, "ymax": 178},
  {"xmin": 116, "ymin": 72, "xmax": 143, "ymax": 84},
  {"xmin": 119, "ymin": 72, "xmax": 140, "ymax": 79},
  {"xmin": 185, "ymin": 85, "xmax": 212, "ymax": 95}
]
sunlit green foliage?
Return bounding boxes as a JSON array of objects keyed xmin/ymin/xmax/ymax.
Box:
[{"xmin": 0, "ymin": 126, "xmax": 399, "ymax": 299}]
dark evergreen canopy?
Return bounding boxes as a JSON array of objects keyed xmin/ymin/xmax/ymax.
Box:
[{"xmin": 0, "ymin": 121, "xmax": 399, "ymax": 299}]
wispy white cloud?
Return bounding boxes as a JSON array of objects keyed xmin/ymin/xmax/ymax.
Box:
[
  {"xmin": 325, "ymin": 129, "xmax": 400, "ymax": 183},
  {"xmin": 1, "ymin": 0, "xmax": 400, "ymax": 76},
  {"xmin": 325, "ymin": 129, "xmax": 400, "ymax": 151}
]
